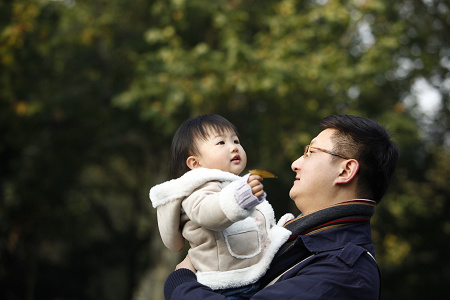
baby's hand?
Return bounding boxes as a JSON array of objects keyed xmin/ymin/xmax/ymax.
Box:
[{"xmin": 247, "ymin": 175, "xmax": 264, "ymax": 198}]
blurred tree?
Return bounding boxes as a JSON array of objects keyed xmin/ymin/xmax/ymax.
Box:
[
  {"xmin": 0, "ymin": 0, "xmax": 448, "ymax": 299},
  {"xmin": 0, "ymin": 0, "xmax": 165, "ymax": 299}
]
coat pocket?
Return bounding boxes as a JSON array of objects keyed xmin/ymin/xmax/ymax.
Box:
[{"xmin": 223, "ymin": 217, "xmax": 261, "ymax": 259}]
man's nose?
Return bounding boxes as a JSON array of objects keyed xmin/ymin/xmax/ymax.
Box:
[{"xmin": 291, "ymin": 156, "xmax": 303, "ymax": 171}]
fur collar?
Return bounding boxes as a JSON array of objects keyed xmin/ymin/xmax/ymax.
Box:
[{"xmin": 150, "ymin": 168, "xmax": 241, "ymax": 208}]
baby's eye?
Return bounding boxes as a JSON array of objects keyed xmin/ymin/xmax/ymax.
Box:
[
  {"xmin": 234, "ymin": 139, "xmax": 240, "ymax": 144},
  {"xmin": 217, "ymin": 141, "xmax": 225, "ymax": 145}
]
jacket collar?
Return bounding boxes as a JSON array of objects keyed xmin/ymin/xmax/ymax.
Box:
[
  {"xmin": 300, "ymin": 221, "xmax": 373, "ymax": 253},
  {"xmin": 277, "ymin": 199, "xmax": 376, "ymax": 256}
]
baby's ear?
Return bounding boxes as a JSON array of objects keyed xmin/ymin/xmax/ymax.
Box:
[{"xmin": 186, "ymin": 156, "xmax": 201, "ymax": 170}]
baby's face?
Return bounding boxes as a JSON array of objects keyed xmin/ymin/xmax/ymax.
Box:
[{"xmin": 193, "ymin": 129, "xmax": 247, "ymax": 175}]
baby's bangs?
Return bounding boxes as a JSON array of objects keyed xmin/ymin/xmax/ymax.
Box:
[{"xmin": 196, "ymin": 123, "xmax": 237, "ymax": 141}]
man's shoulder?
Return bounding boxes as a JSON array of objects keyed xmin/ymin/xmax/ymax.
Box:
[{"xmin": 336, "ymin": 241, "xmax": 376, "ymax": 267}]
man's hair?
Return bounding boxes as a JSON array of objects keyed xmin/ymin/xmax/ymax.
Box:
[
  {"xmin": 170, "ymin": 114, "xmax": 238, "ymax": 179},
  {"xmin": 320, "ymin": 115, "xmax": 399, "ymax": 203}
]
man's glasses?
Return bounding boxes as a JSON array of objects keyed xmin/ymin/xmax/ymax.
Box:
[{"xmin": 304, "ymin": 145, "xmax": 350, "ymax": 160}]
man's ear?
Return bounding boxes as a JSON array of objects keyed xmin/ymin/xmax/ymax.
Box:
[
  {"xmin": 186, "ymin": 156, "xmax": 201, "ymax": 170},
  {"xmin": 336, "ymin": 159, "xmax": 359, "ymax": 184}
]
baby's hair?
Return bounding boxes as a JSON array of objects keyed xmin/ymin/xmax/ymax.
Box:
[{"xmin": 170, "ymin": 114, "xmax": 238, "ymax": 179}]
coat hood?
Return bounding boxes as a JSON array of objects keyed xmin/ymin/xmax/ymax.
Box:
[{"xmin": 149, "ymin": 168, "xmax": 242, "ymax": 252}]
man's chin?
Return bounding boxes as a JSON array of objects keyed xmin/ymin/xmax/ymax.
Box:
[{"xmin": 288, "ymin": 189, "xmax": 296, "ymax": 200}]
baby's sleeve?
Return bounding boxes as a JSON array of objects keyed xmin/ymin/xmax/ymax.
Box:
[{"xmin": 234, "ymin": 173, "xmax": 265, "ymax": 209}]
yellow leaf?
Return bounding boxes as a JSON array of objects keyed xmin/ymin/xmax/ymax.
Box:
[{"xmin": 248, "ymin": 169, "xmax": 277, "ymax": 178}]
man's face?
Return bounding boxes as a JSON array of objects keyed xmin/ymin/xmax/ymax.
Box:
[{"xmin": 289, "ymin": 129, "xmax": 342, "ymax": 215}]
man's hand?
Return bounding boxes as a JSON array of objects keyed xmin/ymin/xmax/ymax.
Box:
[
  {"xmin": 176, "ymin": 254, "xmax": 196, "ymax": 273},
  {"xmin": 247, "ymin": 175, "xmax": 264, "ymax": 198}
]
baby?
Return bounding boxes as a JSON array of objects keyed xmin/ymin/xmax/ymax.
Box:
[{"xmin": 150, "ymin": 114, "xmax": 291, "ymax": 299}]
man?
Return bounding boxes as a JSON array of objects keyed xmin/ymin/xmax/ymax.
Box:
[{"xmin": 163, "ymin": 115, "xmax": 400, "ymax": 300}]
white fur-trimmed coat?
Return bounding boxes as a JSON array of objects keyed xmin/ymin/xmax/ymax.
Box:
[{"xmin": 149, "ymin": 168, "xmax": 292, "ymax": 290}]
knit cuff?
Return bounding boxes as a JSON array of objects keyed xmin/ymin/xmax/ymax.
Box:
[
  {"xmin": 235, "ymin": 174, "xmax": 264, "ymax": 209},
  {"xmin": 164, "ymin": 268, "xmax": 197, "ymax": 300}
]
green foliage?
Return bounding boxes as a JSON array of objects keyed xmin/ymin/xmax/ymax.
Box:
[{"xmin": 1, "ymin": 0, "xmax": 449, "ymax": 299}]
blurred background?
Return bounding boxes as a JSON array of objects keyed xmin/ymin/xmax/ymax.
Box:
[{"xmin": 0, "ymin": 0, "xmax": 449, "ymax": 299}]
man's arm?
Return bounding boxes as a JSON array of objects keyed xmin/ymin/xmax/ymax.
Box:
[{"xmin": 164, "ymin": 251, "xmax": 379, "ymax": 300}]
